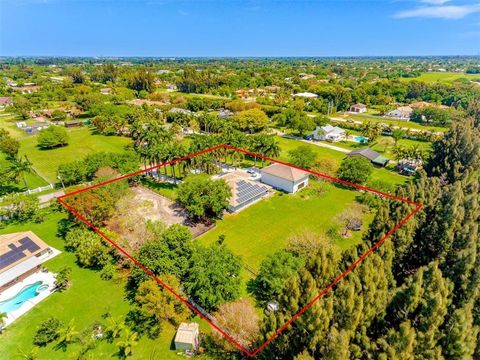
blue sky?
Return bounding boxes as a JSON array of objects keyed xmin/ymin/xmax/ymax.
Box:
[{"xmin": 1, "ymin": 0, "xmax": 480, "ymax": 56}]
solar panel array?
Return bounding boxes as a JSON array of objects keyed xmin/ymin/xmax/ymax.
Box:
[
  {"xmin": 236, "ymin": 180, "xmax": 269, "ymax": 206},
  {"xmin": 0, "ymin": 237, "xmax": 40, "ymax": 271}
]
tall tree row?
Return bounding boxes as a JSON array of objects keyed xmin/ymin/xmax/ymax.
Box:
[{"xmin": 254, "ymin": 101, "xmax": 480, "ymax": 359}]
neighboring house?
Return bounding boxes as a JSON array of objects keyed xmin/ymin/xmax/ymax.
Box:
[
  {"xmin": 0, "ymin": 97, "xmax": 12, "ymax": 109},
  {"xmin": 174, "ymin": 322, "xmax": 199, "ymax": 351},
  {"xmin": 100, "ymin": 87, "xmax": 112, "ymax": 95},
  {"xmin": 349, "ymin": 103, "xmax": 367, "ymax": 113},
  {"xmin": 0, "ymin": 231, "xmax": 54, "ymax": 292},
  {"xmin": 260, "ymin": 163, "xmax": 309, "ymax": 193},
  {"xmin": 292, "ymin": 92, "xmax": 318, "ymax": 99},
  {"xmin": 12, "ymin": 85, "xmax": 40, "ymax": 94},
  {"xmin": 166, "ymin": 84, "xmax": 177, "ymax": 92},
  {"xmin": 24, "ymin": 122, "xmax": 50, "ymax": 133},
  {"xmin": 64, "ymin": 120, "xmax": 82, "ymax": 128},
  {"xmin": 218, "ymin": 108, "xmax": 234, "ymax": 119},
  {"xmin": 220, "ymin": 171, "xmax": 271, "ymax": 212},
  {"xmin": 396, "ymin": 159, "xmax": 423, "ymax": 176},
  {"xmin": 169, "ymin": 107, "xmax": 193, "ymax": 115},
  {"xmin": 348, "ymin": 148, "xmax": 390, "ymax": 167},
  {"xmin": 312, "ymin": 125, "xmax": 346, "ymax": 142},
  {"xmin": 385, "ymin": 106, "xmax": 413, "ymax": 121}
]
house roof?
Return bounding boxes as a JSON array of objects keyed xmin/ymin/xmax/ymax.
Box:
[
  {"xmin": 351, "ymin": 103, "xmax": 367, "ymax": 109},
  {"xmin": 174, "ymin": 323, "xmax": 199, "ymax": 345},
  {"xmin": 293, "ymin": 92, "xmax": 318, "ymax": 98},
  {"xmin": 348, "ymin": 148, "xmax": 381, "ymax": 162},
  {"xmin": 0, "ymin": 231, "xmax": 49, "ymax": 274},
  {"xmin": 261, "ymin": 163, "xmax": 309, "ymax": 182},
  {"xmin": 221, "ymin": 171, "xmax": 270, "ymax": 208}
]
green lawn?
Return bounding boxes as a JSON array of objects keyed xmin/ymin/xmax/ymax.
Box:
[
  {"xmin": 401, "ymin": 71, "xmax": 480, "ymax": 83},
  {"xmin": 18, "ymin": 127, "xmax": 132, "ymax": 183},
  {"xmin": 0, "ymin": 153, "xmax": 49, "ymax": 194},
  {"xmin": 199, "ymin": 180, "xmax": 373, "ymax": 269},
  {"xmin": 0, "ymin": 212, "xmax": 212, "ymax": 360}
]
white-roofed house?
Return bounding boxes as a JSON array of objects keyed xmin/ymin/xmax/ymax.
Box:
[
  {"xmin": 260, "ymin": 163, "xmax": 309, "ymax": 193},
  {"xmin": 312, "ymin": 125, "xmax": 346, "ymax": 142},
  {"xmin": 292, "ymin": 92, "xmax": 318, "ymax": 99}
]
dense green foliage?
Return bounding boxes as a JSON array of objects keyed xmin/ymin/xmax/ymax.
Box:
[
  {"xmin": 177, "ymin": 174, "xmax": 232, "ymax": 219},
  {"xmin": 37, "ymin": 126, "xmax": 69, "ymax": 149},
  {"xmin": 337, "ymin": 156, "xmax": 373, "ymax": 184}
]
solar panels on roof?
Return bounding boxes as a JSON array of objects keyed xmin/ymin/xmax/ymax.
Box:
[
  {"xmin": 234, "ymin": 180, "xmax": 269, "ymax": 207},
  {"xmin": 0, "ymin": 237, "xmax": 40, "ymax": 271}
]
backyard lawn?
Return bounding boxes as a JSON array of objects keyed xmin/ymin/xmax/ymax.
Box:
[
  {"xmin": 199, "ymin": 180, "xmax": 374, "ymax": 270},
  {"xmin": 0, "ymin": 212, "xmax": 212, "ymax": 360},
  {"xmin": 18, "ymin": 127, "xmax": 132, "ymax": 183}
]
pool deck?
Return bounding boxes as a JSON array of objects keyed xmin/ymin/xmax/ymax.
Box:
[{"xmin": 0, "ymin": 247, "xmax": 60, "ymax": 328}]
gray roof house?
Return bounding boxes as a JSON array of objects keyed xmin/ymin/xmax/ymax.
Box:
[{"xmin": 348, "ymin": 148, "xmax": 389, "ymax": 167}]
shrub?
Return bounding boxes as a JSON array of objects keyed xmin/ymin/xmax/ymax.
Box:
[
  {"xmin": 337, "ymin": 157, "xmax": 373, "ymax": 185},
  {"xmin": 100, "ymin": 263, "xmax": 116, "ymax": 281},
  {"xmin": 37, "ymin": 126, "xmax": 69, "ymax": 149},
  {"xmin": 33, "ymin": 318, "xmax": 63, "ymax": 346}
]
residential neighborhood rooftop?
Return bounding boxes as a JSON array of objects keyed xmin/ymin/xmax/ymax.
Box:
[{"xmin": 260, "ymin": 163, "xmax": 309, "ymax": 182}]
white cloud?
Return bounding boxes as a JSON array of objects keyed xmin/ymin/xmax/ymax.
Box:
[
  {"xmin": 419, "ymin": 0, "xmax": 451, "ymax": 4},
  {"xmin": 395, "ymin": 4, "xmax": 480, "ymax": 19}
]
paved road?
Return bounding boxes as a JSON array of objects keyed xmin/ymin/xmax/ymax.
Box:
[{"xmin": 38, "ymin": 190, "xmax": 65, "ymax": 204}]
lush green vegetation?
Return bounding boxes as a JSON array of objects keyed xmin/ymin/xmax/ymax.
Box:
[{"xmin": 18, "ymin": 127, "xmax": 131, "ymax": 183}]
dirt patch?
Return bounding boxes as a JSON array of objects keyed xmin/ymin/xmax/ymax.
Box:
[{"xmin": 131, "ymin": 186, "xmax": 187, "ymax": 226}]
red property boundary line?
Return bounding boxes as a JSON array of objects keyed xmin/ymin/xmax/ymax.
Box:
[{"xmin": 57, "ymin": 144, "xmax": 422, "ymax": 358}]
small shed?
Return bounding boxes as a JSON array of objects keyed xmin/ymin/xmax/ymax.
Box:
[{"xmin": 174, "ymin": 322, "xmax": 199, "ymax": 351}]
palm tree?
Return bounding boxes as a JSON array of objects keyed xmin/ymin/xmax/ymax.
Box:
[
  {"xmin": 7, "ymin": 156, "xmax": 33, "ymax": 189},
  {"xmin": 392, "ymin": 128, "xmax": 406, "ymax": 146},
  {"xmin": 55, "ymin": 319, "xmax": 78, "ymax": 351},
  {"xmin": 16, "ymin": 347, "xmax": 38, "ymax": 360},
  {"xmin": 105, "ymin": 316, "xmax": 125, "ymax": 342},
  {"xmin": 116, "ymin": 328, "xmax": 138, "ymax": 358}
]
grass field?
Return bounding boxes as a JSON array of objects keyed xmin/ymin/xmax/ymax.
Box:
[
  {"xmin": 0, "ymin": 212, "xmax": 212, "ymax": 360},
  {"xmin": 199, "ymin": 180, "xmax": 371, "ymax": 270},
  {"xmin": 402, "ymin": 71, "xmax": 480, "ymax": 83},
  {"xmin": 18, "ymin": 127, "xmax": 132, "ymax": 183}
]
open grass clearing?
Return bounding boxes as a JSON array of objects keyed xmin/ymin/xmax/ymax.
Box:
[{"xmin": 18, "ymin": 127, "xmax": 132, "ymax": 183}]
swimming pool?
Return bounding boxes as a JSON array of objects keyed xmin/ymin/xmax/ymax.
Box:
[
  {"xmin": 0, "ymin": 281, "xmax": 45, "ymax": 314},
  {"xmin": 353, "ymin": 135, "xmax": 369, "ymax": 143}
]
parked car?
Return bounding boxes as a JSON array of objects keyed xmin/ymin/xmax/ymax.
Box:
[{"xmin": 303, "ymin": 135, "xmax": 313, "ymax": 140}]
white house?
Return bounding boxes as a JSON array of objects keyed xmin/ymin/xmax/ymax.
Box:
[
  {"xmin": 386, "ymin": 106, "xmax": 413, "ymax": 121},
  {"xmin": 260, "ymin": 163, "xmax": 309, "ymax": 193},
  {"xmin": 312, "ymin": 125, "xmax": 346, "ymax": 142},
  {"xmin": 349, "ymin": 103, "xmax": 367, "ymax": 113},
  {"xmin": 292, "ymin": 92, "xmax": 318, "ymax": 99},
  {"xmin": 174, "ymin": 322, "xmax": 199, "ymax": 351}
]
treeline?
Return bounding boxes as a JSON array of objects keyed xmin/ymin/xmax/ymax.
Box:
[{"xmin": 250, "ymin": 101, "xmax": 480, "ymax": 359}]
